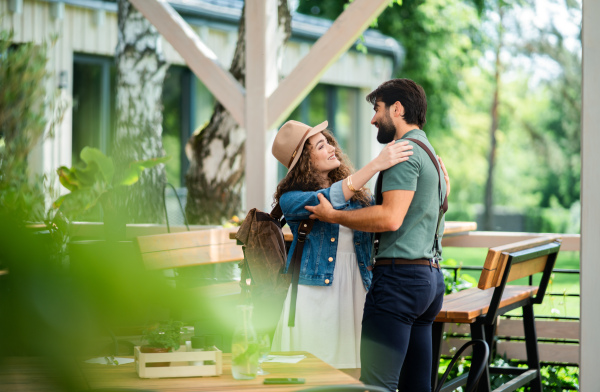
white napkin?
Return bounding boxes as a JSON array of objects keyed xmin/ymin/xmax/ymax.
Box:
[
  {"xmin": 84, "ymin": 357, "xmax": 135, "ymax": 365},
  {"xmin": 262, "ymin": 355, "xmax": 306, "ymax": 364}
]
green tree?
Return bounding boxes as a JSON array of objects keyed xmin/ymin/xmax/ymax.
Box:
[
  {"xmin": 297, "ymin": 0, "xmax": 482, "ymax": 137},
  {"xmin": 185, "ymin": 1, "xmax": 292, "ymax": 224}
]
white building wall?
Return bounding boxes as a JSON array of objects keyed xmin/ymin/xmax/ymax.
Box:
[{"xmin": 2, "ymin": 0, "xmax": 394, "ymax": 206}]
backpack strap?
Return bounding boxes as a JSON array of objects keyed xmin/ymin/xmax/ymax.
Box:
[
  {"xmin": 287, "ymin": 218, "xmax": 314, "ymax": 327},
  {"xmin": 270, "ymin": 203, "xmax": 286, "ymax": 227}
]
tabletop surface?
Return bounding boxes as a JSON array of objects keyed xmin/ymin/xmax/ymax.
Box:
[
  {"xmin": 84, "ymin": 351, "xmax": 358, "ymax": 391},
  {"xmin": 1, "ymin": 352, "xmax": 360, "ymax": 391}
]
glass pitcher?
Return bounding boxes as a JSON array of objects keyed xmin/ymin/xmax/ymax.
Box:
[{"xmin": 231, "ymin": 305, "xmax": 259, "ymax": 380}]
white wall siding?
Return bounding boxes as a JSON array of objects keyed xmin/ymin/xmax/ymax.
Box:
[{"xmin": 2, "ymin": 0, "xmax": 393, "ymax": 196}]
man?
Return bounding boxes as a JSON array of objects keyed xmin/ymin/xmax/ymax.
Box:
[{"xmin": 305, "ymin": 78, "xmax": 447, "ymax": 392}]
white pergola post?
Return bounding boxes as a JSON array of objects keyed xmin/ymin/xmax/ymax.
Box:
[
  {"xmin": 245, "ymin": 0, "xmax": 279, "ymax": 210},
  {"xmin": 580, "ymin": 1, "xmax": 600, "ymax": 389}
]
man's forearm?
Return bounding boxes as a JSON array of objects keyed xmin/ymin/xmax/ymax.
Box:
[{"xmin": 330, "ymin": 205, "xmax": 401, "ymax": 233}]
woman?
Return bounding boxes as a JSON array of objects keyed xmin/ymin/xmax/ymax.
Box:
[{"xmin": 269, "ymin": 119, "xmax": 414, "ymax": 370}]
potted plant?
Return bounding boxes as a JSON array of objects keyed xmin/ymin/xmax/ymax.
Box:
[
  {"xmin": 53, "ymin": 146, "xmax": 169, "ymax": 241},
  {"xmin": 141, "ymin": 320, "xmax": 184, "ymax": 367}
]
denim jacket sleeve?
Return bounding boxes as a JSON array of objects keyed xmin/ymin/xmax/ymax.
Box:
[{"xmin": 280, "ymin": 180, "xmax": 349, "ymax": 221}]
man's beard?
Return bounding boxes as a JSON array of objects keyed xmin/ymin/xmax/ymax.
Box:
[{"xmin": 376, "ymin": 115, "xmax": 396, "ymax": 144}]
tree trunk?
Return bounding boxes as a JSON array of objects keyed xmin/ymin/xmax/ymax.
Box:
[
  {"xmin": 483, "ymin": 6, "xmax": 503, "ymax": 231},
  {"xmin": 113, "ymin": 0, "xmax": 168, "ymax": 224},
  {"xmin": 185, "ymin": 1, "xmax": 292, "ymax": 225}
]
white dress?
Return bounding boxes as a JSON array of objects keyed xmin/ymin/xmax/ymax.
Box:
[{"xmin": 271, "ymin": 225, "xmax": 367, "ymax": 369}]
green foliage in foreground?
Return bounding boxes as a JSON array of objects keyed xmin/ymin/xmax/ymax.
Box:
[{"xmin": 54, "ymin": 146, "xmax": 170, "ymax": 219}]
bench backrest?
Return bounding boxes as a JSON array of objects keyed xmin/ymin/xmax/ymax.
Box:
[
  {"xmin": 136, "ymin": 228, "xmax": 243, "ymax": 270},
  {"xmin": 478, "ymin": 236, "xmax": 562, "ymax": 290}
]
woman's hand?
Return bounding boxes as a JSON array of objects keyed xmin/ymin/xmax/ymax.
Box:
[
  {"xmin": 438, "ymin": 155, "xmax": 450, "ymax": 198},
  {"xmin": 372, "ymin": 140, "xmax": 413, "ymax": 171}
]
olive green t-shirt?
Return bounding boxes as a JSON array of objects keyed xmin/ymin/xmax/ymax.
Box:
[{"xmin": 375, "ymin": 129, "xmax": 446, "ymax": 260}]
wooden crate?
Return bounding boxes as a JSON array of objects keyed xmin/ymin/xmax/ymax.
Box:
[{"xmin": 134, "ymin": 346, "xmax": 223, "ymax": 378}]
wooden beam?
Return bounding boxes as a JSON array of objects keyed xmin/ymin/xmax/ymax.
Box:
[
  {"xmin": 266, "ymin": 0, "xmax": 390, "ymax": 129},
  {"xmin": 245, "ymin": 0, "xmax": 279, "ymax": 210},
  {"xmin": 129, "ymin": 0, "xmax": 245, "ymax": 127},
  {"xmin": 580, "ymin": 0, "xmax": 600, "ymax": 388},
  {"xmin": 442, "ymin": 231, "xmax": 580, "ymax": 252}
]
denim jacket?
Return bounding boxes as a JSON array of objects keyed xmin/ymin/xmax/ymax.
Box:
[{"xmin": 280, "ymin": 180, "xmax": 374, "ymax": 290}]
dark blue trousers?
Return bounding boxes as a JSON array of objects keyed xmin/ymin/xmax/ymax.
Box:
[{"xmin": 360, "ymin": 263, "xmax": 445, "ymax": 392}]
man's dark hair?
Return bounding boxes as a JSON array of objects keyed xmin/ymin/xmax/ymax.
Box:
[{"xmin": 366, "ymin": 79, "xmax": 427, "ymax": 129}]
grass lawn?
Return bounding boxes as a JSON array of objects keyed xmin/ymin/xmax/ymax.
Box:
[{"xmin": 442, "ymin": 247, "xmax": 580, "ymax": 318}]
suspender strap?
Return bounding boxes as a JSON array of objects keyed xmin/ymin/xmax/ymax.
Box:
[
  {"xmin": 373, "ymin": 139, "xmax": 448, "ymax": 258},
  {"xmin": 406, "ymin": 138, "xmax": 448, "ymax": 213},
  {"xmin": 288, "ymin": 219, "xmax": 314, "ymax": 327},
  {"xmin": 406, "ymin": 138, "xmax": 447, "ymax": 258},
  {"xmin": 373, "ymin": 172, "xmax": 384, "ymax": 256}
]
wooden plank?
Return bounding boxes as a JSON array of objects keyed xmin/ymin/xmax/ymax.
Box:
[
  {"xmin": 443, "ymin": 319, "xmax": 580, "ymax": 340},
  {"xmin": 497, "ymin": 341, "xmax": 580, "ymax": 365},
  {"xmin": 478, "ymin": 236, "xmax": 560, "ymax": 290},
  {"xmin": 443, "ymin": 221, "xmax": 478, "ymax": 235},
  {"xmin": 436, "ymin": 286, "xmax": 537, "ymax": 324},
  {"xmin": 496, "ymin": 319, "xmax": 580, "ymax": 340},
  {"xmin": 137, "ymin": 228, "xmax": 236, "ymax": 253},
  {"xmin": 141, "ymin": 243, "xmax": 243, "ymax": 270},
  {"xmin": 129, "ymin": 0, "xmax": 245, "ymax": 127},
  {"xmin": 506, "ymin": 255, "xmax": 548, "ymax": 283},
  {"xmin": 267, "ymin": 0, "xmax": 390, "ymax": 128},
  {"xmin": 442, "ymin": 337, "xmax": 580, "ymax": 364},
  {"xmin": 70, "ymin": 222, "xmax": 221, "ymax": 239},
  {"xmin": 443, "ymin": 232, "xmax": 579, "ymax": 252},
  {"xmin": 479, "ymin": 249, "xmax": 502, "ymax": 290},
  {"xmin": 490, "ymin": 252, "xmax": 509, "ymax": 289}
]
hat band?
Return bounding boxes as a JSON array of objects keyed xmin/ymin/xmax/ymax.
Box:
[{"xmin": 288, "ymin": 127, "xmax": 313, "ymax": 168}]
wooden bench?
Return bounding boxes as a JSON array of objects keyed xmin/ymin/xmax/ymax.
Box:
[
  {"xmin": 432, "ymin": 236, "xmax": 562, "ymax": 392},
  {"xmin": 137, "ymin": 227, "xmax": 243, "ymax": 271}
]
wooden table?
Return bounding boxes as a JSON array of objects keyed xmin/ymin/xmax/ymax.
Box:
[
  {"xmin": 82, "ymin": 352, "xmax": 359, "ymax": 391},
  {"xmin": 229, "ymin": 221, "xmax": 477, "ymax": 242},
  {"xmin": 1, "ymin": 352, "xmax": 359, "ymax": 391}
]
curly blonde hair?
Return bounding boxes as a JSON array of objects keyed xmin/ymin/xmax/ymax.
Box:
[{"xmin": 273, "ymin": 130, "xmax": 372, "ymax": 207}]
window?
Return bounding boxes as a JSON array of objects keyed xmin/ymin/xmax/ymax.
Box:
[
  {"xmin": 161, "ymin": 66, "xmax": 215, "ymax": 187},
  {"xmin": 72, "ymin": 55, "xmax": 116, "ymax": 163}
]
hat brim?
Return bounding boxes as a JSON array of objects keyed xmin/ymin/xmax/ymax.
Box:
[{"xmin": 287, "ymin": 120, "xmax": 329, "ymax": 173}]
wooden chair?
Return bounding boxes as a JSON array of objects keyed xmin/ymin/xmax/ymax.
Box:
[{"xmin": 432, "ymin": 236, "xmax": 562, "ymax": 392}]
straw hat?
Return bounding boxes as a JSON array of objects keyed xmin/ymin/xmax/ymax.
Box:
[{"xmin": 272, "ymin": 120, "xmax": 328, "ymax": 172}]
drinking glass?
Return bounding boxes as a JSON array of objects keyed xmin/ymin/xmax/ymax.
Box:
[{"xmin": 256, "ymin": 332, "xmax": 271, "ymax": 376}]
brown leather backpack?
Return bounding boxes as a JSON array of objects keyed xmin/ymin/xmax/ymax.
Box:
[{"xmin": 235, "ymin": 204, "xmax": 313, "ymax": 334}]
